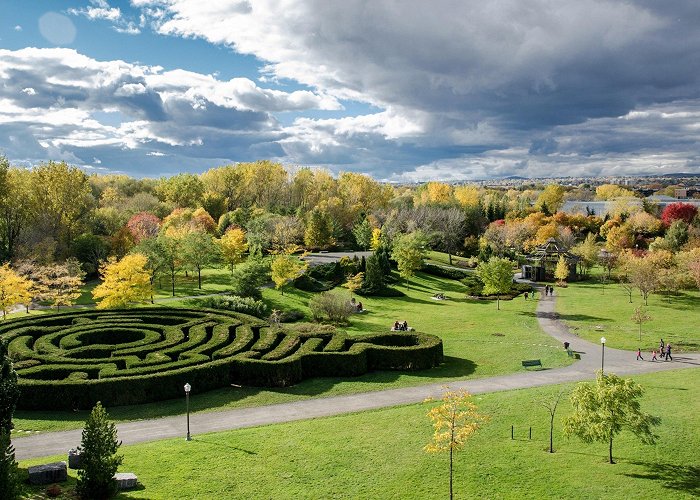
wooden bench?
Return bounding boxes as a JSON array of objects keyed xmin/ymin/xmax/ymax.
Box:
[{"xmin": 521, "ymin": 359, "xmax": 542, "ymax": 368}]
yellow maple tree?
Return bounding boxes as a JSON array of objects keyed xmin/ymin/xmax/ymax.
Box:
[{"xmin": 92, "ymin": 254, "xmax": 151, "ymax": 309}]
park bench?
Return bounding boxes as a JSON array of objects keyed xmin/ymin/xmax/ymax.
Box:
[
  {"xmin": 521, "ymin": 359, "xmax": 542, "ymax": 368},
  {"xmin": 567, "ymin": 349, "xmax": 581, "ymax": 360}
]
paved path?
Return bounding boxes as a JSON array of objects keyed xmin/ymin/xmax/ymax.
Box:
[{"xmin": 14, "ymin": 291, "xmax": 700, "ymax": 460}]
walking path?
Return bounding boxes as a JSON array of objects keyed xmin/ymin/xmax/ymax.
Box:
[{"xmin": 13, "ymin": 291, "xmax": 700, "ymax": 460}]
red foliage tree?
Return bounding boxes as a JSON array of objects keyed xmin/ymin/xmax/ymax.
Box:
[
  {"xmin": 661, "ymin": 202, "xmax": 697, "ymax": 226},
  {"xmin": 126, "ymin": 212, "xmax": 161, "ymax": 243}
]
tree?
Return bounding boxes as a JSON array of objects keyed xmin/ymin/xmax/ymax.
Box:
[
  {"xmin": 535, "ymin": 184, "xmax": 565, "ymax": 213},
  {"xmin": 476, "ymin": 257, "xmax": 513, "ymax": 310},
  {"xmin": 157, "ymin": 234, "xmax": 183, "ymax": 297},
  {"xmin": 352, "ymin": 218, "xmax": 373, "ymax": 250},
  {"xmin": 563, "ymin": 372, "xmax": 660, "ymax": 464},
  {"xmin": 156, "ymin": 173, "xmax": 205, "ymax": 208},
  {"xmin": 391, "ymin": 231, "xmax": 427, "ymax": 290},
  {"xmin": 132, "ymin": 238, "xmax": 168, "ymax": 303},
  {"xmin": 343, "ymin": 272, "xmax": 364, "ymax": 297},
  {"xmin": 230, "ymin": 258, "xmax": 270, "ymax": 300},
  {"xmin": 180, "ymin": 231, "xmax": 219, "ymax": 289},
  {"xmin": 433, "ymin": 207, "xmax": 467, "ymax": 265},
  {"xmin": 220, "ymin": 227, "xmax": 249, "ymax": 273},
  {"xmin": 424, "ymin": 390, "xmax": 488, "ymax": 500},
  {"xmin": 0, "ymin": 265, "xmax": 32, "ymax": 320},
  {"xmin": 631, "ymin": 306, "xmax": 652, "ymax": 342},
  {"xmin": 92, "ymin": 254, "xmax": 151, "ymax": 309},
  {"xmin": 304, "ymin": 207, "xmax": 334, "ymax": 250},
  {"xmin": 76, "ymin": 402, "xmax": 123, "ymax": 500},
  {"xmin": 35, "ymin": 261, "xmax": 85, "ymax": 311},
  {"xmin": 540, "ymin": 389, "xmax": 566, "ymax": 453},
  {"xmin": 370, "ymin": 227, "xmax": 382, "ymax": 251},
  {"xmin": 71, "ymin": 233, "xmax": 110, "ymax": 277},
  {"xmin": 663, "ymin": 220, "xmax": 689, "ymax": 251},
  {"xmin": 126, "ymin": 212, "xmax": 161, "ymax": 243},
  {"xmin": 271, "ymin": 254, "xmax": 307, "ymax": 294},
  {"xmin": 361, "ymin": 254, "xmax": 386, "ymax": 294},
  {"xmin": 0, "ymin": 430, "xmax": 19, "ymax": 500},
  {"xmin": 622, "ymin": 253, "xmax": 659, "ymax": 305},
  {"xmin": 554, "ymin": 256, "xmax": 569, "ymax": 284},
  {"xmin": 661, "ymin": 202, "xmax": 698, "ymax": 226},
  {"xmin": 0, "ymin": 340, "xmax": 20, "ymax": 434},
  {"xmin": 0, "ymin": 165, "xmax": 32, "ymax": 262},
  {"xmin": 308, "ymin": 290, "xmax": 355, "ymax": 323},
  {"xmin": 571, "ymin": 233, "xmax": 599, "ymax": 277}
]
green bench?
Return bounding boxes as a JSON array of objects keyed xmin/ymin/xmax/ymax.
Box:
[{"xmin": 521, "ymin": 359, "xmax": 542, "ymax": 368}]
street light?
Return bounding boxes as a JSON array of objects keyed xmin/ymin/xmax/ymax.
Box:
[
  {"xmin": 184, "ymin": 383, "xmax": 191, "ymax": 441},
  {"xmin": 600, "ymin": 337, "xmax": 606, "ymax": 375}
]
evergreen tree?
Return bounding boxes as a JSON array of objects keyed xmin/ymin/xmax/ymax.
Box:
[
  {"xmin": 361, "ymin": 254, "xmax": 385, "ymax": 294},
  {"xmin": 0, "ymin": 340, "xmax": 19, "ymax": 435},
  {"xmin": 0, "ymin": 430, "xmax": 19, "ymax": 500},
  {"xmin": 77, "ymin": 402, "xmax": 123, "ymax": 500}
]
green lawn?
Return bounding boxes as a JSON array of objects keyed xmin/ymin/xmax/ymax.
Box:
[
  {"xmin": 19, "ymin": 369, "xmax": 699, "ymax": 499},
  {"xmin": 555, "ymin": 278, "xmax": 700, "ymax": 352},
  {"xmin": 11, "ymin": 271, "xmax": 571, "ymax": 435}
]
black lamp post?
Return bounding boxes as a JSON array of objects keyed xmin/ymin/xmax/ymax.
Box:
[
  {"xmin": 600, "ymin": 337, "xmax": 606, "ymax": 375},
  {"xmin": 184, "ymin": 382, "xmax": 191, "ymax": 441}
]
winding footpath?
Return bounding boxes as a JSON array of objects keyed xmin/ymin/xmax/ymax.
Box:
[{"xmin": 14, "ymin": 291, "xmax": 700, "ymax": 460}]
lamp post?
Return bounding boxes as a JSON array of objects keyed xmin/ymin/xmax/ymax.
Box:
[
  {"xmin": 184, "ymin": 383, "xmax": 191, "ymax": 441},
  {"xmin": 600, "ymin": 337, "xmax": 606, "ymax": 375}
]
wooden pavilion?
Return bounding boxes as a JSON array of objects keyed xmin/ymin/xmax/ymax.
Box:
[{"xmin": 522, "ymin": 238, "xmax": 579, "ymax": 281}]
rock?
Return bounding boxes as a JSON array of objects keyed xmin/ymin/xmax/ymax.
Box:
[
  {"xmin": 68, "ymin": 448, "xmax": 82, "ymax": 469},
  {"xmin": 114, "ymin": 472, "xmax": 138, "ymax": 490},
  {"xmin": 27, "ymin": 462, "xmax": 67, "ymax": 485}
]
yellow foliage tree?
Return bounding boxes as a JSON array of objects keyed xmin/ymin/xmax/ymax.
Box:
[
  {"xmin": 535, "ymin": 184, "xmax": 565, "ymax": 214},
  {"xmin": 425, "ymin": 390, "xmax": 489, "ymax": 500},
  {"xmin": 92, "ymin": 254, "xmax": 151, "ymax": 309},
  {"xmin": 370, "ymin": 227, "xmax": 382, "ymax": 250},
  {"xmin": 595, "ymin": 184, "xmax": 636, "ymax": 200},
  {"xmin": 418, "ymin": 182, "xmax": 453, "ymax": 205},
  {"xmin": 554, "ymin": 255, "xmax": 570, "ymax": 285},
  {"xmin": 270, "ymin": 254, "xmax": 307, "ymax": 295},
  {"xmin": 0, "ymin": 264, "xmax": 33, "ymax": 319},
  {"xmin": 220, "ymin": 227, "xmax": 249, "ymax": 273},
  {"xmin": 454, "ymin": 185, "xmax": 481, "ymax": 207},
  {"xmin": 343, "ymin": 272, "xmax": 364, "ymax": 297}
]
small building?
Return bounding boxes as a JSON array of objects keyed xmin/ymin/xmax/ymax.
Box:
[{"xmin": 522, "ymin": 238, "xmax": 579, "ymax": 282}]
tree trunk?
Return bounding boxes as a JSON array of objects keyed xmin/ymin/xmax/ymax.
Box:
[
  {"xmin": 171, "ymin": 271, "xmax": 176, "ymax": 297},
  {"xmin": 198, "ymin": 267, "xmax": 202, "ymax": 289},
  {"xmin": 549, "ymin": 415, "xmax": 554, "ymax": 453},
  {"xmin": 497, "ymin": 294, "xmax": 500, "ymax": 310},
  {"xmin": 448, "ymin": 252, "xmax": 453, "ymax": 266},
  {"xmin": 609, "ymin": 436, "xmax": 614, "ymax": 464}
]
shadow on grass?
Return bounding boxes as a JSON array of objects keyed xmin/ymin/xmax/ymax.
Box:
[
  {"xmin": 624, "ymin": 461, "xmax": 700, "ymax": 496},
  {"xmin": 521, "ymin": 311, "xmax": 613, "ymax": 322},
  {"xmin": 193, "ymin": 436, "xmax": 257, "ymax": 455}
]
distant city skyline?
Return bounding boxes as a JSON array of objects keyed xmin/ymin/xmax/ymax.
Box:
[{"xmin": 1, "ymin": 1, "xmax": 699, "ymax": 181}]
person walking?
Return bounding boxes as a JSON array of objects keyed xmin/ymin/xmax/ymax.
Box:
[
  {"xmin": 665, "ymin": 343, "xmax": 672, "ymax": 361},
  {"xmin": 524, "ymin": 291, "xmax": 529, "ymax": 300},
  {"xmin": 651, "ymin": 349, "xmax": 657, "ymax": 361},
  {"xmin": 636, "ymin": 348, "xmax": 644, "ymax": 361},
  {"xmin": 659, "ymin": 338, "xmax": 665, "ymax": 354}
]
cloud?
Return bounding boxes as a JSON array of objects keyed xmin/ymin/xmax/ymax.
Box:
[
  {"xmin": 14, "ymin": 25, "xmax": 22, "ymax": 32},
  {"xmin": 128, "ymin": 0, "xmax": 700, "ymax": 179},
  {"xmin": 68, "ymin": 0, "xmax": 142, "ymax": 35}
]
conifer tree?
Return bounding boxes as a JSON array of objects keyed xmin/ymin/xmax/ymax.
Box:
[{"xmin": 77, "ymin": 402, "xmax": 123, "ymax": 500}]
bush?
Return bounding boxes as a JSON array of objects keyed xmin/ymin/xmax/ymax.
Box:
[
  {"xmin": 231, "ymin": 258, "xmax": 270, "ymax": 299},
  {"xmin": 77, "ymin": 402, "xmax": 123, "ymax": 500},
  {"xmin": 461, "ymin": 275, "xmax": 531, "ymax": 298},
  {"xmin": 293, "ymin": 274, "xmax": 334, "ymax": 292},
  {"xmin": 421, "ymin": 263, "xmax": 470, "ymax": 280},
  {"xmin": 188, "ymin": 295, "xmax": 268, "ymax": 318},
  {"xmin": 309, "ymin": 290, "xmax": 355, "ymax": 324},
  {"xmin": 0, "ymin": 430, "xmax": 19, "ymax": 500}
]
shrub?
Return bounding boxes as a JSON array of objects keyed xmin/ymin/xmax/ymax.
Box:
[
  {"xmin": 188, "ymin": 295, "xmax": 268, "ymax": 318},
  {"xmin": 230, "ymin": 258, "xmax": 270, "ymax": 299},
  {"xmin": 461, "ymin": 275, "xmax": 531, "ymax": 298},
  {"xmin": 77, "ymin": 402, "xmax": 123, "ymax": 500},
  {"xmin": 293, "ymin": 274, "xmax": 334, "ymax": 292},
  {"xmin": 0, "ymin": 430, "xmax": 19, "ymax": 500},
  {"xmin": 421, "ymin": 263, "xmax": 470, "ymax": 280},
  {"xmin": 309, "ymin": 290, "xmax": 355, "ymax": 324}
]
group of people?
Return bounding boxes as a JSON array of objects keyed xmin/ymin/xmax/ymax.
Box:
[
  {"xmin": 350, "ymin": 297, "xmax": 364, "ymax": 312},
  {"xmin": 543, "ymin": 285, "xmax": 554, "ymax": 296},
  {"xmin": 393, "ymin": 320, "xmax": 409, "ymax": 331},
  {"xmin": 637, "ymin": 339, "xmax": 673, "ymax": 361}
]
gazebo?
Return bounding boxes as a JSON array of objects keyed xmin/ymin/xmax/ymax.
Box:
[{"xmin": 522, "ymin": 238, "xmax": 579, "ymax": 282}]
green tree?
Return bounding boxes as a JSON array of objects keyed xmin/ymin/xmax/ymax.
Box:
[
  {"xmin": 156, "ymin": 173, "xmax": 205, "ymax": 208},
  {"xmin": 390, "ymin": 231, "xmax": 427, "ymax": 290},
  {"xmin": 181, "ymin": 231, "xmax": 219, "ymax": 289},
  {"xmin": 0, "ymin": 429, "xmax": 18, "ymax": 500},
  {"xmin": 424, "ymin": 390, "xmax": 488, "ymax": 500},
  {"xmin": 476, "ymin": 257, "xmax": 513, "ymax": 310},
  {"xmin": 271, "ymin": 254, "xmax": 307, "ymax": 295},
  {"xmin": 0, "ymin": 164, "xmax": 32, "ymax": 262},
  {"xmin": 361, "ymin": 254, "xmax": 385, "ymax": 294},
  {"xmin": 631, "ymin": 306, "xmax": 652, "ymax": 342},
  {"xmin": 563, "ymin": 372, "xmax": 660, "ymax": 464},
  {"xmin": 230, "ymin": 258, "xmax": 270, "ymax": 300},
  {"xmin": 352, "ymin": 218, "xmax": 373, "ymax": 250},
  {"xmin": 132, "ymin": 238, "xmax": 168, "ymax": 303},
  {"xmin": 0, "ymin": 340, "xmax": 20, "ymax": 434},
  {"xmin": 77, "ymin": 402, "xmax": 123, "ymax": 500},
  {"xmin": 304, "ymin": 207, "xmax": 334, "ymax": 250},
  {"xmin": 157, "ymin": 234, "xmax": 183, "ymax": 297},
  {"xmin": 343, "ymin": 272, "xmax": 364, "ymax": 297},
  {"xmin": 571, "ymin": 233, "xmax": 599, "ymax": 277}
]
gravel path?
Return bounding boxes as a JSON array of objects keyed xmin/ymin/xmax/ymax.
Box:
[{"xmin": 13, "ymin": 290, "xmax": 700, "ymax": 460}]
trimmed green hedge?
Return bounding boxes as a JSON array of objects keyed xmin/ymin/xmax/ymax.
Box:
[
  {"xmin": 0, "ymin": 307, "xmax": 443, "ymax": 410},
  {"xmin": 421, "ymin": 263, "xmax": 471, "ymax": 280}
]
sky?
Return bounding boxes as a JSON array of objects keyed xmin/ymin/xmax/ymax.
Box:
[{"xmin": 0, "ymin": 0, "xmax": 699, "ymax": 181}]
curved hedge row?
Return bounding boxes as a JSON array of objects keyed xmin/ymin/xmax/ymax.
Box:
[{"xmin": 0, "ymin": 307, "xmax": 443, "ymax": 410}]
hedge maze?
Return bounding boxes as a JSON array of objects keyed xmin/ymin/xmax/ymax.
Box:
[{"xmin": 0, "ymin": 308, "xmax": 443, "ymax": 410}]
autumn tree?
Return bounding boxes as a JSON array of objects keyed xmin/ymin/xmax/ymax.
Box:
[
  {"xmin": 391, "ymin": 231, "xmax": 427, "ymax": 290},
  {"xmin": 424, "ymin": 390, "xmax": 488, "ymax": 500},
  {"xmin": 220, "ymin": 227, "xmax": 248, "ymax": 273},
  {"xmin": 126, "ymin": 212, "xmax": 161, "ymax": 243},
  {"xmin": 535, "ymin": 184, "xmax": 565, "ymax": 214},
  {"xmin": 622, "ymin": 253, "xmax": 659, "ymax": 305},
  {"xmin": 571, "ymin": 233, "xmax": 599, "ymax": 277},
  {"xmin": 343, "ymin": 272, "xmax": 364, "ymax": 297},
  {"xmin": 76, "ymin": 402, "xmax": 123, "ymax": 500},
  {"xmin": 0, "ymin": 265, "xmax": 32, "ymax": 320},
  {"xmin": 156, "ymin": 173, "xmax": 205, "ymax": 208},
  {"xmin": 304, "ymin": 207, "xmax": 335, "ymax": 250},
  {"xmin": 563, "ymin": 372, "xmax": 660, "ymax": 464},
  {"xmin": 595, "ymin": 184, "xmax": 636, "ymax": 200},
  {"xmin": 433, "ymin": 207, "xmax": 467, "ymax": 265},
  {"xmin": 476, "ymin": 257, "xmax": 513, "ymax": 310},
  {"xmin": 554, "ymin": 256, "xmax": 570, "ymax": 285},
  {"xmin": 271, "ymin": 254, "xmax": 307, "ymax": 295},
  {"xmin": 661, "ymin": 202, "xmax": 698, "ymax": 226},
  {"xmin": 35, "ymin": 260, "xmax": 85, "ymax": 311},
  {"xmin": 92, "ymin": 254, "xmax": 151, "ymax": 309},
  {"xmin": 271, "ymin": 216, "xmax": 304, "ymax": 254}
]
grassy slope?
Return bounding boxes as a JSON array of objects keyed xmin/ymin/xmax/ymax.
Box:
[
  {"xmin": 555, "ymin": 278, "xmax": 700, "ymax": 352},
  {"xmin": 12, "ymin": 271, "xmax": 571, "ymax": 434},
  {"xmin": 19, "ymin": 369, "xmax": 699, "ymax": 499}
]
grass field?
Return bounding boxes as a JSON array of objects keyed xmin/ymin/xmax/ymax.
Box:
[
  {"xmin": 11, "ymin": 270, "xmax": 571, "ymax": 435},
  {"xmin": 18, "ymin": 368, "xmax": 699, "ymax": 499},
  {"xmin": 554, "ymin": 277, "xmax": 700, "ymax": 352}
]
